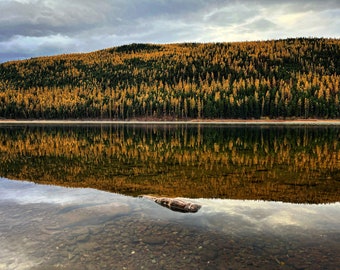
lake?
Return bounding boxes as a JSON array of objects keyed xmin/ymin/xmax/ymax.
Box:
[{"xmin": 0, "ymin": 123, "xmax": 339, "ymax": 269}]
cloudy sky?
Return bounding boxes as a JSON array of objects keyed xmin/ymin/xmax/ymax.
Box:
[{"xmin": 0, "ymin": 0, "xmax": 339, "ymax": 63}]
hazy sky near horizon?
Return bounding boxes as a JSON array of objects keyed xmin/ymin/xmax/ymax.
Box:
[{"xmin": 0, "ymin": 0, "xmax": 339, "ymax": 63}]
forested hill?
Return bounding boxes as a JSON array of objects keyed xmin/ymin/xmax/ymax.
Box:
[{"xmin": 0, "ymin": 38, "xmax": 339, "ymax": 119}]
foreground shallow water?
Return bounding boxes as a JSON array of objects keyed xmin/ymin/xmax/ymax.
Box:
[{"xmin": 1, "ymin": 178, "xmax": 339, "ymax": 270}]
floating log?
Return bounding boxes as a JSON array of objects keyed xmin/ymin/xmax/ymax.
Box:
[{"xmin": 141, "ymin": 195, "xmax": 201, "ymax": 213}]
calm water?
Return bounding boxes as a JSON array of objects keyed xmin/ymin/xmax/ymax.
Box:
[{"xmin": 0, "ymin": 123, "xmax": 340, "ymax": 269}]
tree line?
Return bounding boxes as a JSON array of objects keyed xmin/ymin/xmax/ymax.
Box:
[{"xmin": 0, "ymin": 38, "xmax": 339, "ymax": 119}]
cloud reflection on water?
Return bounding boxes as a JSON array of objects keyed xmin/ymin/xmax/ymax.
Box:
[
  {"xmin": 1, "ymin": 177, "xmax": 339, "ymax": 232},
  {"xmin": 196, "ymin": 198, "xmax": 340, "ymax": 233}
]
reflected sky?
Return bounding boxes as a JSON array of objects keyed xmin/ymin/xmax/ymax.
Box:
[
  {"xmin": 1, "ymin": 177, "xmax": 339, "ymax": 231},
  {"xmin": 1, "ymin": 177, "xmax": 339, "ymax": 269}
]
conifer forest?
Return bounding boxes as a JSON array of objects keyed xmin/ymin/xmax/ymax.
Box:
[{"xmin": 0, "ymin": 38, "xmax": 339, "ymax": 119}]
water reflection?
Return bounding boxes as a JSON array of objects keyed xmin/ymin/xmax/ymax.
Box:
[
  {"xmin": 0, "ymin": 124, "xmax": 339, "ymax": 203},
  {"xmin": 1, "ymin": 178, "xmax": 339, "ymax": 270}
]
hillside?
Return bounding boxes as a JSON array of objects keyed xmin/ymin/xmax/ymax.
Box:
[{"xmin": 0, "ymin": 38, "xmax": 339, "ymax": 119}]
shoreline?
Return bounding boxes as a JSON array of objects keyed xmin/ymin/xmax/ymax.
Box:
[{"xmin": 0, "ymin": 119, "xmax": 340, "ymax": 125}]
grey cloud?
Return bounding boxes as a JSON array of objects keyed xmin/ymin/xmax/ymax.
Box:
[
  {"xmin": 0, "ymin": 0, "xmax": 112, "ymax": 39},
  {"xmin": 0, "ymin": 0, "xmax": 232, "ymax": 37},
  {"xmin": 0, "ymin": 0, "xmax": 339, "ymax": 63},
  {"xmin": 116, "ymin": 0, "xmax": 228, "ymax": 20},
  {"xmin": 278, "ymin": 0, "xmax": 339, "ymax": 13},
  {"xmin": 204, "ymin": 5, "xmax": 256, "ymax": 27},
  {"xmin": 242, "ymin": 0, "xmax": 339, "ymax": 10},
  {"xmin": 245, "ymin": 19, "xmax": 277, "ymax": 33}
]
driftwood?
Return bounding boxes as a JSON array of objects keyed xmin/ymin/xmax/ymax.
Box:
[{"xmin": 141, "ymin": 195, "xmax": 201, "ymax": 213}]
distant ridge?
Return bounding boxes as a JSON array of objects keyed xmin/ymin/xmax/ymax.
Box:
[{"xmin": 0, "ymin": 38, "xmax": 339, "ymax": 119}]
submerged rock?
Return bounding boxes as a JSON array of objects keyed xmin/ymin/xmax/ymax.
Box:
[{"xmin": 141, "ymin": 195, "xmax": 201, "ymax": 213}]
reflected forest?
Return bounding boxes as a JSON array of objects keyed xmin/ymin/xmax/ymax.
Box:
[{"xmin": 0, "ymin": 124, "xmax": 339, "ymax": 203}]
